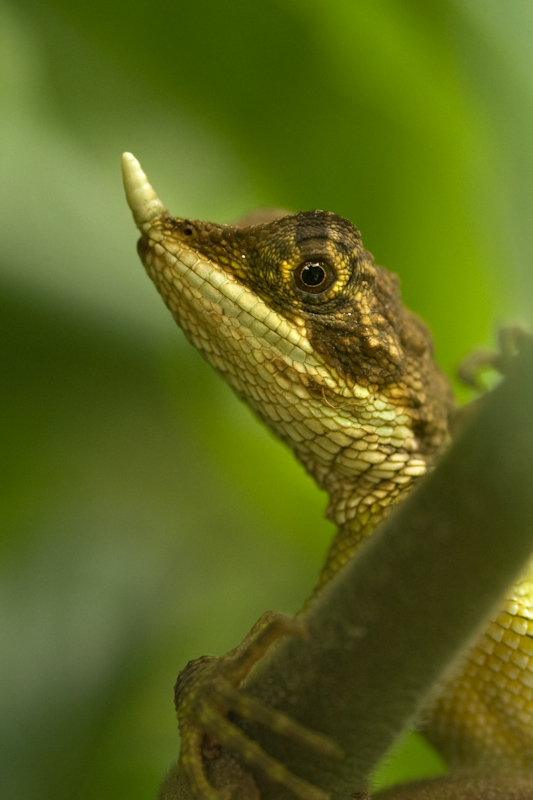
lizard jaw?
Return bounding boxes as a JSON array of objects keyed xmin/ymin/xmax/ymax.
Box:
[{"xmin": 121, "ymin": 152, "xmax": 166, "ymax": 230}]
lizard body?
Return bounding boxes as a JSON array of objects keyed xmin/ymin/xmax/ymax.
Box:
[{"xmin": 122, "ymin": 153, "xmax": 533, "ymax": 795}]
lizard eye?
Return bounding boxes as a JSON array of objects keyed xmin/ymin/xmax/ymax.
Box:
[{"xmin": 293, "ymin": 261, "xmax": 336, "ymax": 295}]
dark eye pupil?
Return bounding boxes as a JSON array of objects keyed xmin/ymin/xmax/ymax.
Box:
[
  {"xmin": 301, "ymin": 264, "xmax": 325, "ymax": 286},
  {"xmin": 293, "ymin": 260, "xmax": 335, "ymax": 295}
]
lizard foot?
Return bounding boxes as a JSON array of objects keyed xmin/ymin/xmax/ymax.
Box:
[
  {"xmin": 172, "ymin": 610, "xmax": 342, "ymax": 800},
  {"xmin": 457, "ymin": 325, "xmax": 531, "ymax": 391}
]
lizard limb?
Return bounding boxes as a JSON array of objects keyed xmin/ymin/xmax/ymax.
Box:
[
  {"xmin": 457, "ymin": 325, "xmax": 531, "ymax": 391},
  {"xmin": 171, "ymin": 611, "xmax": 340, "ymax": 800}
]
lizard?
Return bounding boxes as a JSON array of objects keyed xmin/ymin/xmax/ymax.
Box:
[{"xmin": 121, "ymin": 152, "xmax": 533, "ymax": 798}]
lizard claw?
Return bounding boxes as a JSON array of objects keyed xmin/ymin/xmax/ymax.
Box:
[
  {"xmin": 457, "ymin": 324, "xmax": 532, "ymax": 391},
  {"xmin": 170, "ymin": 611, "xmax": 342, "ymax": 800}
]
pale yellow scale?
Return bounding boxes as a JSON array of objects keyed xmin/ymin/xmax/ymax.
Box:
[{"xmin": 427, "ymin": 558, "xmax": 533, "ymax": 769}]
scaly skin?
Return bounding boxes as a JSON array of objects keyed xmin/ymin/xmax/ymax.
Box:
[{"xmin": 121, "ymin": 153, "xmax": 533, "ymax": 796}]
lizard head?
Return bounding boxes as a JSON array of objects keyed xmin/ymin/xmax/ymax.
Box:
[{"xmin": 123, "ymin": 153, "xmax": 453, "ymax": 488}]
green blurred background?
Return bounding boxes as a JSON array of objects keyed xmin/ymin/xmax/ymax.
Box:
[{"xmin": 2, "ymin": 1, "xmax": 533, "ymax": 798}]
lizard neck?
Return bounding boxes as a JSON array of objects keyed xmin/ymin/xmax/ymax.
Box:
[
  {"xmin": 314, "ymin": 468, "xmax": 424, "ymax": 595},
  {"xmin": 237, "ymin": 366, "xmax": 449, "ymax": 599}
]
